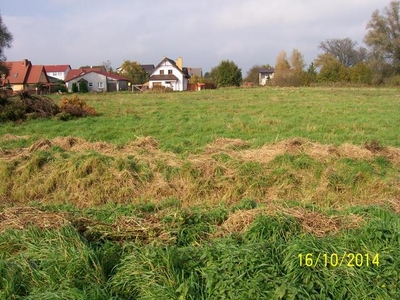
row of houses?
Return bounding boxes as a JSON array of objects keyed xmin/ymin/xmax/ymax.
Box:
[
  {"xmin": 0, "ymin": 57, "xmax": 205, "ymax": 93},
  {"xmin": 0, "ymin": 57, "xmax": 274, "ymax": 94}
]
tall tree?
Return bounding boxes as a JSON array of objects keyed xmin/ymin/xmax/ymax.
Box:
[
  {"xmin": 290, "ymin": 49, "xmax": 305, "ymax": 86},
  {"xmin": 119, "ymin": 60, "xmax": 146, "ymax": 84},
  {"xmin": 274, "ymin": 49, "xmax": 305, "ymax": 86},
  {"xmin": 213, "ymin": 60, "xmax": 242, "ymax": 87},
  {"xmin": 273, "ymin": 51, "xmax": 290, "ymax": 86},
  {"xmin": 364, "ymin": 1, "xmax": 400, "ymax": 74},
  {"xmin": 0, "ymin": 12, "xmax": 13, "ymax": 77},
  {"xmin": 319, "ymin": 38, "xmax": 367, "ymax": 67},
  {"xmin": 315, "ymin": 53, "xmax": 349, "ymax": 83}
]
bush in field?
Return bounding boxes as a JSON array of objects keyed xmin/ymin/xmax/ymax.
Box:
[
  {"xmin": 59, "ymin": 95, "xmax": 97, "ymax": 118},
  {"xmin": 0, "ymin": 92, "xmax": 60, "ymax": 122},
  {"xmin": 211, "ymin": 60, "xmax": 242, "ymax": 87}
]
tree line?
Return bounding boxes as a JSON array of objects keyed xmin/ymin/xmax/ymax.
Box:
[
  {"xmin": 211, "ymin": 1, "xmax": 400, "ymax": 87},
  {"xmin": 1, "ymin": 1, "xmax": 399, "ymax": 88}
]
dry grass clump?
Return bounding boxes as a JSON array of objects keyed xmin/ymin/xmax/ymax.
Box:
[
  {"xmin": 214, "ymin": 205, "xmax": 365, "ymax": 238},
  {"xmin": 1, "ymin": 136, "xmax": 400, "ymax": 209},
  {"xmin": 59, "ymin": 95, "xmax": 97, "ymax": 117},
  {"xmin": 130, "ymin": 136, "xmax": 159, "ymax": 150},
  {"xmin": 0, "ymin": 207, "xmax": 70, "ymax": 232},
  {"xmin": 72, "ymin": 214, "xmax": 174, "ymax": 243},
  {"xmin": 204, "ymin": 138, "xmax": 250, "ymax": 154},
  {"xmin": 281, "ymin": 207, "xmax": 364, "ymax": 237},
  {"xmin": 1, "ymin": 134, "xmax": 29, "ymax": 141},
  {"xmin": 217, "ymin": 208, "xmax": 264, "ymax": 235}
]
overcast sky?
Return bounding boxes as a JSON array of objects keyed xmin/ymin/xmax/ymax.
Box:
[{"xmin": 1, "ymin": 0, "xmax": 387, "ymax": 75}]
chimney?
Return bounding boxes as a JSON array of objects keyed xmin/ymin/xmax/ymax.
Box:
[{"xmin": 175, "ymin": 57, "xmax": 183, "ymax": 70}]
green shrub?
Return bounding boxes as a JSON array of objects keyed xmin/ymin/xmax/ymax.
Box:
[
  {"xmin": 79, "ymin": 81, "xmax": 89, "ymax": 93},
  {"xmin": 72, "ymin": 82, "xmax": 78, "ymax": 93}
]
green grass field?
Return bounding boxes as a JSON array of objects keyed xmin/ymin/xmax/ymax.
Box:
[{"xmin": 0, "ymin": 87, "xmax": 399, "ymax": 299}]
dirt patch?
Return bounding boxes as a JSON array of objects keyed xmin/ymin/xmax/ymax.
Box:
[{"xmin": 0, "ymin": 207, "xmax": 70, "ymax": 232}]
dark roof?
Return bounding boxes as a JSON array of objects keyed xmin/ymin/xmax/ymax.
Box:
[
  {"xmin": 259, "ymin": 68, "xmax": 275, "ymax": 74},
  {"xmin": 149, "ymin": 74, "xmax": 179, "ymax": 81},
  {"xmin": 79, "ymin": 65, "xmax": 107, "ymax": 72},
  {"xmin": 187, "ymin": 67, "xmax": 202, "ymax": 77},
  {"xmin": 141, "ymin": 64, "xmax": 155, "ymax": 73}
]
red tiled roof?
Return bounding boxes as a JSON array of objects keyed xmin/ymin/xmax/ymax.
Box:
[
  {"xmin": 2, "ymin": 60, "xmax": 49, "ymax": 85},
  {"xmin": 64, "ymin": 69, "xmax": 86, "ymax": 82},
  {"xmin": 4, "ymin": 60, "xmax": 31, "ymax": 84},
  {"xmin": 44, "ymin": 65, "xmax": 71, "ymax": 73},
  {"xmin": 64, "ymin": 70, "xmax": 130, "ymax": 82},
  {"xmin": 95, "ymin": 71, "xmax": 130, "ymax": 81},
  {"xmin": 26, "ymin": 65, "xmax": 49, "ymax": 84}
]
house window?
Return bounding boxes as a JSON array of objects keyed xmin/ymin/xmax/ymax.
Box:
[
  {"xmin": 53, "ymin": 73, "xmax": 58, "ymax": 76},
  {"xmin": 89, "ymin": 82, "xmax": 93, "ymax": 87},
  {"xmin": 98, "ymin": 82, "xmax": 103, "ymax": 88},
  {"xmin": 168, "ymin": 70, "xmax": 173, "ymax": 75},
  {"xmin": 160, "ymin": 70, "xmax": 164, "ymax": 75}
]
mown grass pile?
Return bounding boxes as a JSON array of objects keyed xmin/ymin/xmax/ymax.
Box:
[{"xmin": 0, "ymin": 87, "xmax": 399, "ymax": 298}]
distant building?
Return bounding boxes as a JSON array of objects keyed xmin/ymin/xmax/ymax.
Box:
[
  {"xmin": 187, "ymin": 67, "xmax": 203, "ymax": 78},
  {"xmin": 65, "ymin": 69, "xmax": 130, "ymax": 92},
  {"xmin": 44, "ymin": 65, "xmax": 71, "ymax": 81},
  {"xmin": 1, "ymin": 59, "xmax": 49, "ymax": 92},
  {"xmin": 148, "ymin": 57, "xmax": 190, "ymax": 91},
  {"xmin": 259, "ymin": 68, "xmax": 275, "ymax": 85}
]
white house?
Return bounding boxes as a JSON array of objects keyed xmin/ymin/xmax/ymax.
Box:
[
  {"xmin": 148, "ymin": 57, "xmax": 190, "ymax": 91},
  {"xmin": 44, "ymin": 65, "xmax": 71, "ymax": 81},
  {"xmin": 65, "ymin": 70, "xmax": 130, "ymax": 92},
  {"xmin": 259, "ymin": 68, "xmax": 275, "ymax": 86}
]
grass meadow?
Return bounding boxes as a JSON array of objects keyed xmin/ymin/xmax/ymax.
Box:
[{"xmin": 0, "ymin": 87, "xmax": 400, "ymax": 299}]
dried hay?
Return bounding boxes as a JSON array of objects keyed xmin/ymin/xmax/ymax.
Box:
[
  {"xmin": 282, "ymin": 207, "xmax": 363, "ymax": 237},
  {"xmin": 130, "ymin": 136, "xmax": 159, "ymax": 150},
  {"xmin": 204, "ymin": 138, "xmax": 250, "ymax": 154},
  {"xmin": 217, "ymin": 208, "xmax": 263, "ymax": 235},
  {"xmin": 1, "ymin": 134, "xmax": 29, "ymax": 141},
  {"xmin": 337, "ymin": 143, "xmax": 374, "ymax": 160},
  {"xmin": 28, "ymin": 139, "xmax": 52, "ymax": 152},
  {"xmin": 73, "ymin": 214, "xmax": 174, "ymax": 243},
  {"xmin": 0, "ymin": 207, "xmax": 70, "ymax": 232}
]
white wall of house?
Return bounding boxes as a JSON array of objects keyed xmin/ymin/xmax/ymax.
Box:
[
  {"xmin": 149, "ymin": 60, "xmax": 188, "ymax": 91},
  {"xmin": 259, "ymin": 72, "xmax": 275, "ymax": 86},
  {"xmin": 46, "ymin": 67, "xmax": 71, "ymax": 81},
  {"xmin": 67, "ymin": 72, "xmax": 107, "ymax": 92},
  {"xmin": 66, "ymin": 72, "xmax": 129, "ymax": 92}
]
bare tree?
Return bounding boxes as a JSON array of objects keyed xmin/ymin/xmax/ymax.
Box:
[
  {"xmin": 319, "ymin": 38, "xmax": 366, "ymax": 67},
  {"xmin": 364, "ymin": 1, "xmax": 400, "ymax": 73}
]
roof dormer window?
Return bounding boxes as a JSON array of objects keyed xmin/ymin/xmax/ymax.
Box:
[{"xmin": 13, "ymin": 73, "xmax": 18, "ymax": 78}]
